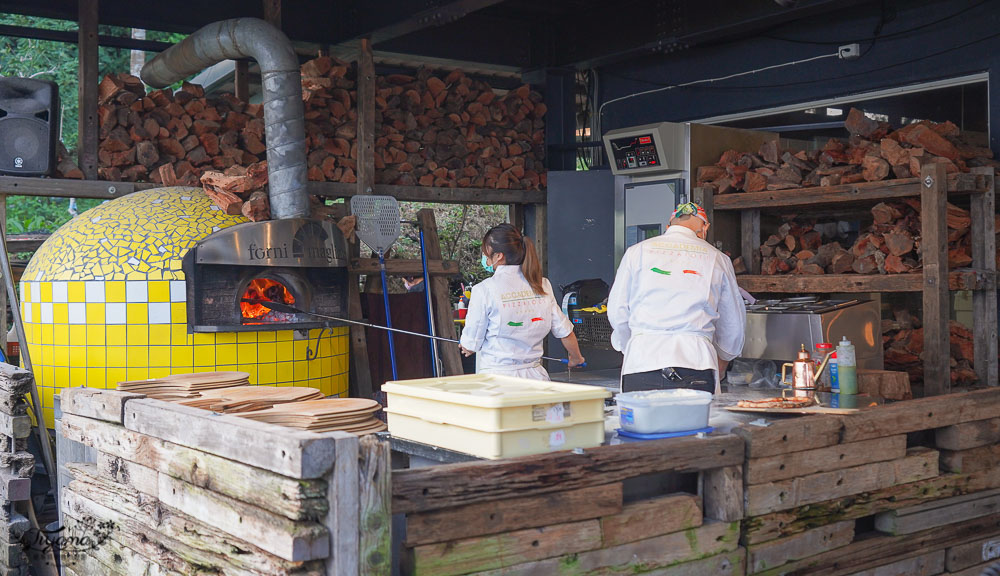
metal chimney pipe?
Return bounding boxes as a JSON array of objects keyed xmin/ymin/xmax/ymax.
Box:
[{"xmin": 141, "ymin": 18, "xmax": 308, "ymax": 219}]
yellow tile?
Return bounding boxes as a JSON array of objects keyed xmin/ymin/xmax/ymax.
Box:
[
  {"xmin": 240, "ymin": 365, "xmax": 258, "ymax": 384},
  {"xmin": 106, "ymin": 281, "xmax": 126, "ymax": 302},
  {"xmin": 126, "ymin": 303, "xmax": 148, "ymax": 325},
  {"xmin": 106, "ymin": 368, "xmax": 127, "ymax": 387},
  {"xmin": 67, "ymin": 282, "xmax": 85, "ymax": 302},
  {"xmin": 53, "ymin": 303, "xmax": 68, "ymax": 324},
  {"xmin": 148, "ymin": 281, "xmax": 170, "ymax": 302},
  {"xmin": 41, "ymin": 324, "xmax": 53, "ymax": 344},
  {"xmin": 85, "ymin": 303, "xmax": 105, "ymax": 324},
  {"xmin": 215, "ymin": 344, "xmax": 237, "ymax": 365},
  {"xmin": 127, "ymin": 324, "xmax": 149, "ymax": 346},
  {"xmin": 171, "ymin": 325, "xmax": 191, "ymax": 345},
  {"xmin": 149, "ymin": 325, "xmax": 171, "ymax": 346},
  {"xmin": 171, "ymin": 346, "xmax": 193, "ymax": 367},
  {"xmin": 293, "ymin": 339, "xmax": 309, "ymax": 358},
  {"xmin": 86, "ymin": 367, "xmax": 107, "ymax": 388},
  {"xmin": 149, "ymin": 347, "xmax": 171, "ymax": 367},
  {"xmin": 258, "ymin": 332, "xmax": 276, "ymax": 343},
  {"xmin": 54, "ymin": 325, "xmax": 69, "ymax": 346},
  {"xmin": 237, "ymin": 332, "xmax": 258, "ymax": 344},
  {"xmin": 257, "ymin": 362, "xmax": 277, "ymax": 385},
  {"xmin": 42, "ymin": 367, "xmax": 54, "ymax": 389},
  {"xmin": 86, "ymin": 324, "xmax": 106, "ymax": 346},
  {"xmin": 126, "ymin": 367, "xmax": 150, "ymax": 381},
  {"xmin": 171, "ymin": 302, "xmax": 187, "ymax": 324},
  {"xmin": 148, "ymin": 367, "xmax": 170, "ymax": 379},
  {"xmin": 215, "ymin": 332, "xmax": 237, "ymax": 344},
  {"xmin": 106, "ymin": 346, "xmax": 126, "ymax": 368},
  {"xmin": 194, "ymin": 346, "xmax": 215, "ymax": 367},
  {"xmin": 54, "ymin": 367, "xmax": 69, "ymax": 387},
  {"xmin": 276, "ymin": 361, "xmax": 293, "ymax": 383},
  {"xmin": 257, "ymin": 342, "xmax": 276, "ymax": 363},
  {"xmin": 193, "ymin": 333, "xmax": 214, "ymax": 346},
  {"xmin": 127, "ymin": 347, "xmax": 149, "ymax": 367},
  {"xmin": 276, "ymin": 330, "xmax": 294, "ymax": 342},
  {"xmin": 237, "ymin": 343, "xmax": 257, "ymax": 364},
  {"xmin": 86, "ymin": 346, "xmax": 105, "ymax": 367},
  {"xmin": 54, "ymin": 346, "xmax": 69, "ymax": 368},
  {"xmin": 40, "ymin": 345, "xmax": 52, "ymax": 366},
  {"xmin": 40, "ymin": 282, "xmax": 52, "ymax": 302},
  {"xmin": 69, "ymin": 325, "xmax": 86, "ymax": 345},
  {"xmin": 42, "ymin": 408, "xmax": 54, "ymax": 428},
  {"xmin": 293, "ymin": 361, "xmax": 309, "ymax": 383},
  {"xmin": 277, "ymin": 341, "xmax": 293, "ymax": 361},
  {"xmin": 107, "ymin": 325, "xmax": 126, "ymax": 344},
  {"xmin": 70, "ymin": 367, "xmax": 86, "ymax": 386},
  {"xmin": 127, "ymin": 271, "xmax": 146, "ymax": 281}
]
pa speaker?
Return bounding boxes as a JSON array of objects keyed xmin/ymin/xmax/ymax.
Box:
[{"xmin": 0, "ymin": 77, "xmax": 59, "ymax": 176}]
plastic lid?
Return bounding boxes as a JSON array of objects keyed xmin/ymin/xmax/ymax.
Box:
[
  {"xmin": 815, "ymin": 343, "xmax": 833, "ymax": 350},
  {"xmin": 839, "ymin": 336, "xmax": 852, "ymax": 345}
]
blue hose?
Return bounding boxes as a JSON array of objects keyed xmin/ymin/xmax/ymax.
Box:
[
  {"xmin": 419, "ymin": 229, "xmax": 439, "ymax": 377},
  {"xmin": 379, "ymin": 256, "xmax": 398, "ymax": 381}
]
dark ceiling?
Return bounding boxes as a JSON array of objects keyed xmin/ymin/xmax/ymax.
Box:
[{"xmin": 0, "ymin": 0, "xmax": 870, "ymax": 70}]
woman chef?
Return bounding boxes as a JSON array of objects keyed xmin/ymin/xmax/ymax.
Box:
[{"xmin": 459, "ymin": 223, "xmax": 586, "ymax": 380}]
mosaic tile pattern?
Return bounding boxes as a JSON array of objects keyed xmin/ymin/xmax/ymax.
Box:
[{"xmin": 21, "ymin": 188, "xmax": 350, "ymax": 426}]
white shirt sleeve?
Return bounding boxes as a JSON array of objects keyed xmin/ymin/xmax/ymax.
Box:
[
  {"xmin": 607, "ymin": 248, "xmax": 635, "ymax": 352},
  {"xmin": 713, "ymin": 255, "xmax": 747, "ymax": 362},
  {"xmin": 545, "ymin": 279, "xmax": 574, "ymax": 339},
  {"xmin": 460, "ymin": 283, "xmax": 489, "ymax": 352}
]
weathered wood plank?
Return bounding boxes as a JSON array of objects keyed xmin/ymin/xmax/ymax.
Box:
[
  {"xmin": 745, "ymin": 467, "xmax": 1000, "ymax": 545},
  {"xmin": 157, "ymin": 473, "xmax": 329, "ymax": 562},
  {"xmin": 97, "ymin": 451, "xmax": 159, "ymax": 496},
  {"xmin": 0, "ymin": 471, "xmax": 30, "ymax": 502},
  {"xmin": 59, "ymin": 388, "xmax": 144, "ymax": 424},
  {"xmin": 356, "ymin": 37, "xmax": 375, "ymax": 198},
  {"xmin": 406, "ymin": 483, "xmax": 623, "ymax": 547},
  {"xmin": 840, "ymin": 388, "xmax": 1000, "ymax": 443},
  {"xmin": 936, "ymin": 418, "xmax": 1000, "ymax": 451},
  {"xmin": 852, "ymin": 550, "xmax": 945, "ymax": 576},
  {"xmin": 945, "ymin": 530, "xmax": 1000, "ymax": 571},
  {"xmin": 0, "ymin": 412, "xmax": 29, "ymax": 439},
  {"xmin": 703, "ymin": 465, "xmax": 744, "ymax": 521},
  {"xmin": 746, "ymin": 447, "xmax": 939, "ymax": 516},
  {"xmin": 411, "ymin": 519, "xmax": 603, "ymax": 576},
  {"xmin": 875, "ymin": 488, "xmax": 1000, "ymax": 535},
  {"xmin": 326, "ymin": 432, "xmax": 359, "ymax": 576},
  {"xmin": 746, "ymin": 435, "xmax": 907, "ymax": 485},
  {"xmin": 737, "ymin": 270, "xmax": 988, "ymax": 293},
  {"xmin": 0, "ymin": 364, "xmax": 32, "ymax": 395},
  {"xmin": 599, "ymin": 493, "xmax": 701, "ymax": 548},
  {"xmin": 392, "ymin": 434, "xmax": 743, "ymax": 514},
  {"xmin": 747, "ymin": 521, "xmax": 855, "ymax": 574},
  {"xmin": 359, "ymin": 435, "xmax": 391, "ymax": 576},
  {"xmin": 349, "ymin": 257, "xmax": 458, "ymax": 277},
  {"xmin": 612, "ymin": 549, "xmax": 745, "ymax": 576},
  {"xmin": 61, "ymin": 515, "xmax": 184, "ymax": 576},
  {"xmin": 77, "ymin": 0, "xmax": 99, "ymax": 179},
  {"xmin": 922, "ymin": 162, "xmax": 951, "ymax": 395},
  {"xmin": 941, "ymin": 444, "xmax": 1000, "ymax": 473},
  {"xmin": 418, "ymin": 208, "xmax": 463, "ymax": 375},
  {"xmin": 60, "ymin": 414, "xmax": 326, "ymax": 521},
  {"xmin": 742, "ymin": 209, "xmax": 761, "ymax": 274},
  {"xmin": 970, "ymin": 167, "xmax": 998, "ymax": 388},
  {"xmin": 472, "ymin": 520, "xmax": 740, "ymax": 576},
  {"xmin": 948, "ymin": 559, "xmax": 1000, "ymax": 576},
  {"xmin": 733, "ymin": 416, "xmax": 843, "ymax": 459},
  {"xmin": 123, "ymin": 399, "xmax": 336, "ymax": 479}
]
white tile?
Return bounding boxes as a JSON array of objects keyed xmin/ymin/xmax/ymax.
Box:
[
  {"xmin": 106, "ymin": 303, "xmax": 126, "ymax": 325},
  {"xmin": 68, "ymin": 303, "xmax": 86, "ymax": 325},
  {"xmin": 40, "ymin": 303, "xmax": 53, "ymax": 324},
  {"xmin": 148, "ymin": 303, "xmax": 171, "ymax": 324},
  {"xmin": 18, "ymin": 283, "xmax": 24, "ymax": 303},
  {"xmin": 51, "ymin": 282, "xmax": 68, "ymax": 303},
  {"xmin": 29, "ymin": 283, "xmax": 38, "ymax": 303},
  {"xmin": 85, "ymin": 281, "xmax": 105, "ymax": 303},
  {"xmin": 170, "ymin": 281, "xmax": 186, "ymax": 303},
  {"xmin": 126, "ymin": 281, "xmax": 148, "ymax": 303},
  {"xmin": 22, "ymin": 303, "xmax": 31, "ymax": 323}
]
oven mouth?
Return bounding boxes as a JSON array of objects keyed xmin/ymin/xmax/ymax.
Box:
[{"xmin": 240, "ymin": 276, "xmax": 299, "ymax": 325}]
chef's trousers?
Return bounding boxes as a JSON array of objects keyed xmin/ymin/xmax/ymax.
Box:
[{"xmin": 621, "ymin": 367, "xmax": 715, "ymax": 394}]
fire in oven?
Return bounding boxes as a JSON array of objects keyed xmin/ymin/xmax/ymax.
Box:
[{"xmin": 183, "ymin": 219, "xmax": 349, "ymax": 332}]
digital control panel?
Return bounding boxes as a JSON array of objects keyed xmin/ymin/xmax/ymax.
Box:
[{"xmin": 608, "ymin": 133, "xmax": 662, "ymax": 172}]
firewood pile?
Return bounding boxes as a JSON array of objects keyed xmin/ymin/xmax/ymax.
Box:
[
  {"xmin": 57, "ymin": 57, "xmax": 545, "ymax": 216},
  {"xmin": 696, "ymin": 107, "xmax": 995, "ymax": 194},
  {"xmin": 882, "ymin": 309, "xmax": 978, "ymax": 385},
  {"xmin": 759, "ymin": 199, "xmax": 989, "ymax": 276}
]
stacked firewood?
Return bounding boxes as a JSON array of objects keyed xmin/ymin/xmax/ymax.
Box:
[
  {"xmin": 59, "ymin": 56, "xmax": 545, "ymax": 196},
  {"xmin": 759, "ymin": 220, "xmax": 852, "ymax": 275},
  {"xmin": 696, "ymin": 108, "xmax": 995, "ymax": 193},
  {"xmin": 373, "ymin": 69, "xmax": 546, "ymax": 189},
  {"xmin": 882, "ymin": 309, "xmax": 978, "ymax": 385}
]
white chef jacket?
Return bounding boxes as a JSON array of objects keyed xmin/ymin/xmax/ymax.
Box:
[
  {"xmin": 460, "ymin": 265, "xmax": 575, "ymax": 381},
  {"xmin": 607, "ymin": 226, "xmax": 746, "ymax": 392}
]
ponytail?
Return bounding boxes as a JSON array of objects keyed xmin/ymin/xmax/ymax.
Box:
[
  {"xmin": 521, "ymin": 236, "xmax": 545, "ymax": 296},
  {"xmin": 482, "ymin": 223, "xmax": 546, "ymax": 296}
]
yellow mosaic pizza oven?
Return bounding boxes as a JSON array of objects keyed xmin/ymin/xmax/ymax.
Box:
[{"xmin": 21, "ymin": 187, "xmax": 349, "ymax": 426}]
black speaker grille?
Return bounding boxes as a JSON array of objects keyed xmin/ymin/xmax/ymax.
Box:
[
  {"xmin": 0, "ymin": 118, "xmax": 47, "ymax": 172},
  {"xmin": 0, "ymin": 77, "xmax": 59, "ymax": 176}
]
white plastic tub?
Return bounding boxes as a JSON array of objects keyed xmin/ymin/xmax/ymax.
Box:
[{"xmin": 616, "ymin": 389, "xmax": 713, "ymax": 434}]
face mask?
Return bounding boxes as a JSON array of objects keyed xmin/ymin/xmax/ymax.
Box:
[{"xmin": 481, "ymin": 254, "xmax": 494, "ymax": 274}]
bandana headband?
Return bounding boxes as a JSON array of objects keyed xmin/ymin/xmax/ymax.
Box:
[{"xmin": 671, "ymin": 202, "xmax": 709, "ymax": 225}]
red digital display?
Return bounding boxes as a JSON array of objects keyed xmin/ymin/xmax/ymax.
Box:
[{"xmin": 638, "ymin": 136, "xmax": 652, "ymax": 144}]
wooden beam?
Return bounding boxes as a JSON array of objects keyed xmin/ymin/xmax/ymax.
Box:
[
  {"xmin": 326, "ymin": 432, "xmax": 359, "ymax": 576},
  {"xmin": 702, "ymin": 465, "xmax": 744, "ymax": 522},
  {"xmin": 712, "ymin": 172, "xmax": 988, "ymax": 210},
  {"xmin": 922, "ymin": 162, "xmax": 950, "ymax": 395},
  {"xmin": 970, "ymin": 167, "xmax": 998, "ymax": 387},
  {"xmin": 350, "ymin": 257, "xmax": 458, "ymax": 277},
  {"xmin": 358, "ymin": 435, "xmax": 391, "ymax": 576},
  {"xmin": 0, "ymin": 195, "xmax": 7, "ymax": 353},
  {"xmin": 77, "ymin": 0, "xmax": 99, "ymax": 180},
  {"xmin": 357, "ymin": 38, "xmax": 375, "ymax": 196},
  {"xmin": 693, "ymin": 186, "xmax": 715, "ymax": 245},
  {"xmin": 262, "ymin": 0, "xmax": 282, "ymax": 28},
  {"xmin": 417, "ymin": 208, "xmax": 463, "ymax": 376},
  {"xmin": 741, "ymin": 209, "xmax": 761, "ymax": 275},
  {"xmin": 508, "ymin": 203, "xmax": 524, "ymax": 232},
  {"xmin": 392, "ymin": 434, "xmax": 743, "ymax": 514},
  {"xmin": 234, "ymin": 60, "xmax": 250, "ymax": 102},
  {"xmin": 737, "ymin": 270, "xmax": 990, "ymax": 293}
]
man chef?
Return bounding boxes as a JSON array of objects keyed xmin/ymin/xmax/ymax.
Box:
[{"xmin": 607, "ymin": 202, "xmax": 746, "ymax": 394}]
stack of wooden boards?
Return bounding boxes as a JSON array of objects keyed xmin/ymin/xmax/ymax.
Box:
[
  {"xmin": 117, "ymin": 371, "xmax": 250, "ymax": 401},
  {"xmin": 0, "ymin": 364, "xmax": 35, "ymax": 576},
  {"xmin": 57, "ymin": 388, "xmax": 391, "ymax": 576},
  {"xmin": 393, "ymin": 432, "xmax": 747, "ymax": 575},
  {"xmin": 239, "ymin": 398, "xmax": 386, "ymax": 434},
  {"xmin": 179, "ymin": 385, "xmax": 324, "ymax": 413},
  {"xmin": 735, "ymin": 387, "xmax": 1000, "ymax": 575}
]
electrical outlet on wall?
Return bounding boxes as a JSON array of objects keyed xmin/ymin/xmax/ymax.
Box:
[{"xmin": 839, "ymin": 43, "xmax": 861, "ymax": 60}]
